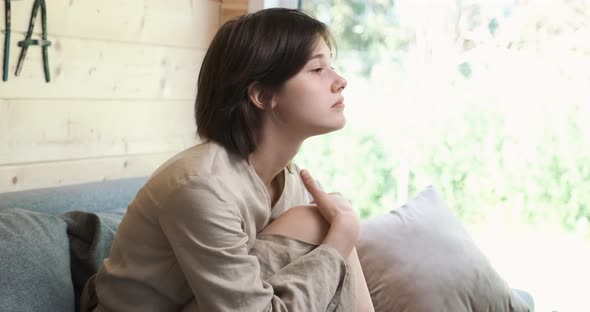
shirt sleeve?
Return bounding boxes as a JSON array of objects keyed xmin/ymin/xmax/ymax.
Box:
[{"xmin": 158, "ymin": 176, "xmax": 348, "ymax": 312}]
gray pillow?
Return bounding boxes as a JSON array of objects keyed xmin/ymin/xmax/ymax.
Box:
[
  {"xmin": 357, "ymin": 186, "xmax": 531, "ymax": 312},
  {"xmin": 59, "ymin": 208, "xmax": 126, "ymax": 311},
  {"xmin": 0, "ymin": 208, "xmax": 75, "ymax": 312}
]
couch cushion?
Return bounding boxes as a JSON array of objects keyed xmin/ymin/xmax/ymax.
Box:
[
  {"xmin": 0, "ymin": 177, "xmax": 147, "ymax": 216},
  {"xmin": 357, "ymin": 186, "xmax": 531, "ymax": 312},
  {"xmin": 59, "ymin": 209, "xmax": 126, "ymax": 311},
  {"xmin": 0, "ymin": 208, "xmax": 75, "ymax": 312}
]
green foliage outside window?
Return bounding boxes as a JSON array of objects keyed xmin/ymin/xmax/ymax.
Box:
[{"xmin": 295, "ymin": 0, "xmax": 590, "ymax": 239}]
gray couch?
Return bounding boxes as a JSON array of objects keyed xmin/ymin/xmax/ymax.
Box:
[
  {"xmin": 0, "ymin": 177, "xmax": 147, "ymax": 312},
  {"xmin": 0, "ymin": 177, "xmax": 535, "ymax": 311}
]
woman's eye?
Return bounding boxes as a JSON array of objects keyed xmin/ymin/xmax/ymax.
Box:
[{"xmin": 312, "ymin": 68, "xmax": 324, "ymax": 73}]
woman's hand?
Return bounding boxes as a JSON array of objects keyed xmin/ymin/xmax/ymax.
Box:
[
  {"xmin": 300, "ymin": 169, "xmax": 360, "ymax": 258},
  {"xmin": 300, "ymin": 169, "xmax": 355, "ymax": 224}
]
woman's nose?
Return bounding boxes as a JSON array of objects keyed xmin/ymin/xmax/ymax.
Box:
[{"xmin": 332, "ymin": 73, "xmax": 347, "ymax": 93}]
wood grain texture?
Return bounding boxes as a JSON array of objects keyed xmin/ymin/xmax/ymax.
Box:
[
  {"xmin": 0, "ymin": 1, "xmax": 223, "ymax": 192},
  {"xmin": 0, "ymin": 0, "xmax": 221, "ymax": 49},
  {"xmin": 0, "ymin": 36, "xmax": 205, "ymax": 99},
  {"xmin": 0, "ymin": 152, "xmax": 175, "ymax": 192},
  {"xmin": 221, "ymin": 0, "xmax": 249, "ymax": 23},
  {"xmin": 0, "ymin": 99, "xmax": 199, "ymax": 164}
]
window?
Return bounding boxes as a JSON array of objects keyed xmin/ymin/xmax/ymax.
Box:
[{"xmin": 296, "ymin": 1, "xmax": 590, "ymax": 311}]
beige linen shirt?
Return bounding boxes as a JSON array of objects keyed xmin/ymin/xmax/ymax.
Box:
[{"xmin": 93, "ymin": 141, "xmax": 351, "ymax": 311}]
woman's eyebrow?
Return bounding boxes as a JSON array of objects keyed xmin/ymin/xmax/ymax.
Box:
[{"xmin": 309, "ymin": 53, "xmax": 332, "ymax": 61}]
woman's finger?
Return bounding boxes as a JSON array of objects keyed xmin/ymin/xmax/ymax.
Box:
[
  {"xmin": 328, "ymin": 192, "xmax": 351, "ymax": 204},
  {"xmin": 300, "ymin": 169, "xmax": 325, "ymax": 202}
]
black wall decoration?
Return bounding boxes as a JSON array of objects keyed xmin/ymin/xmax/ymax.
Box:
[
  {"xmin": 2, "ymin": 0, "xmax": 16, "ymax": 81},
  {"xmin": 2, "ymin": 0, "xmax": 51, "ymax": 83}
]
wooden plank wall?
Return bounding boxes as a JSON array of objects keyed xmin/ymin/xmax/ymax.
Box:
[
  {"xmin": 221, "ymin": 0, "xmax": 250, "ymax": 23},
  {"xmin": 0, "ymin": 0, "xmax": 249, "ymax": 193}
]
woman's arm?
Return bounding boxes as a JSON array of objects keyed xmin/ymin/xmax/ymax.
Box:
[
  {"xmin": 261, "ymin": 204, "xmax": 374, "ymax": 312},
  {"xmin": 300, "ymin": 169, "xmax": 361, "ymax": 259},
  {"xmin": 159, "ymin": 176, "xmax": 349, "ymax": 311},
  {"xmin": 299, "ymin": 169, "xmax": 373, "ymax": 311}
]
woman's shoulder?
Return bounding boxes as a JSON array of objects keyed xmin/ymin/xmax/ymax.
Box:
[
  {"xmin": 143, "ymin": 141, "xmax": 247, "ymax": 201},
  {"xmin": 153, "ymin": 141, "xmax": 223, "ymax": 176}
]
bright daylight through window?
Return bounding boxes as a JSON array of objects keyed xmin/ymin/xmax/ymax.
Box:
[{"xmin": 294, "ymin": 1, "xmax": 590, "ymax": 311}]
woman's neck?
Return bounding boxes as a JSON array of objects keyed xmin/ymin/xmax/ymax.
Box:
[{"xmin": 248, "ymin": 131, "xmax": 303, "ymax": 188}]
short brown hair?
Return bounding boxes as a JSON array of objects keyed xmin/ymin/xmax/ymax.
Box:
[{"xmin": 195, "ymin": 8, "xmax": 334, "ymax": 158}]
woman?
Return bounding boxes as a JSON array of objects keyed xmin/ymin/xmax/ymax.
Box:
[{"xmin": 83, "ymin": 8, "xmax": 374, "ymax": 312}]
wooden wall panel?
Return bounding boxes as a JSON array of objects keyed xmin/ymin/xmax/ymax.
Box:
[
  {"xmin": 0, "ymin": 153, "xmax": 175, "ymax": 192},
  {"xmin": 0, "ymin": 99, "xmax": 198, "ymax": 164},
  {"xmin": 221, "ymin": 0, "xmax": 249, "ymax": 23},
  {"xmin": 0, "ymin": 36, "xmax": 205, "ymax": 99},
  {"xmin": 2, "ymin": 0, "xmax": 221, "ymax": 49},
  {"xmin": 0, "ymin": 1, "xmax": 228, "ymax": 192}
]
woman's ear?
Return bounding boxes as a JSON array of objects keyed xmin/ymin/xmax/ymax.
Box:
[{"xmin": 247, "ymin": 82, "xmax": 270, "ymax": 110}]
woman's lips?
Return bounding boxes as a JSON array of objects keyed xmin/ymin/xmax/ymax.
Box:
[{"xmin": 331, "ymin": 99, "xmax": 345, "ymax": 108}]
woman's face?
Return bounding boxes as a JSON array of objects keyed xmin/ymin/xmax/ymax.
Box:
[{"xmin": 271, "ymin": 38, "xmax": 348, "ymax": 139}]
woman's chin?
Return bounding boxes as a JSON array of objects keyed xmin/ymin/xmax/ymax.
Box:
[
  {"xmin": 333, "ymin": 115, "xmax": 347, "ymax": 130},
  {"xmin": 310, "ymin": 118, "xmax": 347, "ymax": 137},
  {"xmin": 334, "ymin": 118, "xmax": 347, "ymax": 131}
]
